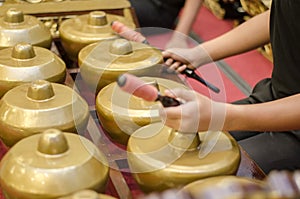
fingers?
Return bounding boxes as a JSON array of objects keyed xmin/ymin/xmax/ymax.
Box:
[
  {"xmin": 164, "ymin": 59, "xmax": 187, "ymax": 73},
  {"xmin": 159, "ymin": 103, "xmax": 182, "ymax": 120},
  {"xmin": 159, "ymin": 89, "xmax": 203, "ymax": 132},
  {"xmin": 177, "ymin": 65, "xmax": 187, "ymax": 73},
  {"xmin": 164, "ymin": 57, "xmax": 187, "ymax": 73},
  {"xmin": 159, "ymin": 99, "xmax": 200, "ymax": 133},
  {"xmin": 162, "ymin": 50, "xmax": 172, "ymax": 58},
  {"xmin": 162, "ymin": 49, "xmax": 194, "ymax": 72},
  {"xmin": 161, "ymin": 89, "xmax": 196, "ymax": 121},
  {"xmin": 168, "ymin": 61, "xmax": 181, "ymax": 71},
  {"xmin": 159, "ymin": 108, "xmax": 180, "ymax": 131},
  {"xmin": 164, "ymin": 88, "xmax": 197, "ymax": 102},
  {"xmin": 162, "ymin": 49, "xmax": 185, "ymax": 64}
]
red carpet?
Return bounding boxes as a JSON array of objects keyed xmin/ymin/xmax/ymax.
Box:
[
  {"xmin": 224, "ymin": 51, "xmax": 273, "ymax": 88},
  {"xmin": 192, "ymin": 6, "xmax": 234, "ymax": 40}
]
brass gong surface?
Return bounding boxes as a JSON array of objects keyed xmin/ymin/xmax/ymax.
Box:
[
  {"xmin": 0, "ymin": 8, "xmax": 52, "ymax": 49},
  {"xmin": 0, "ymin": 80, "xmax": 89, "ymax": 147},
  {"xmin": 0, "ymin": 129, "xmax": 110, "ymax": 199},
  {"xmin": 59, "ymin": 11, "xmax": 135, "ymax": 61},
  {"xmin": 78, "ymin": 39, "xmax": 163, "ymax": 92},
  {"xmin": 127, "ymin": 122, "xmax": 241, "ymax": 193},
  {"xmin": 96, "ymin": 77, "xmax": 188, "ymax": 145},
  {"xmin": 59, "ymin": 190, "xmax": 117, "ymax": 199},
  {"xmin": 183, "ymin": 176, "xmax": 266, "ymax": 199},
  {"xmin": 0, "ymin": 43, "xmax": 66, "ymax": 98}
]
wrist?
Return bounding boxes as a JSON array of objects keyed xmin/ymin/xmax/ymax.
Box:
[
  {"xmin": 223, "ymin": 104, "xmax": 248, "ymax": 131},
  {"xmin": 191, "ymin": 45, "xmax": 212, "ymax": 68}
]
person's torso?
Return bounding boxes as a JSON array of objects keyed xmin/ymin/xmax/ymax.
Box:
[{"xmin": 270, "ymin": 0, "xmax": 300, "ymax": 98}]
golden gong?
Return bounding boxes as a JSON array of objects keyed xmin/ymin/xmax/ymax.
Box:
[
  {"xmin": 59, "ymin": 190, "xmax": 117, "ymax": 199},
  {"xmin": 183, "ymin": 176, "xmax": 266, "ymax": 199},
  {"xmin": 0, "ymin": 42, "xmax": 66, "ymax": 98},
  {"xmin": 0, "ymin": 129, "xmax": 110, "ymax": 199},
  {"xmin": 0, "ymin": 80, "xmax": 89, "ymax": 147},
  {"xmin": 96, "ymin": 77, "xmax": 188, "ymax": 145},
  {"xmin": 78, "ymin": 38, "xmax": 163, "ymax": 93},
  {"xmin": 0, "ymin": 8, "xmax": 52, "ymax": 49},
  {"xmin": 59, "ymin": 11, "xmax": 135, "ymax": 61},
  {"xmin": 127, "ymin": 122, "xmax": 241, "ymax": 193}
]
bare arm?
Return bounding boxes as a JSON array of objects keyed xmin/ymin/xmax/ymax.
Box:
[
  {"xmin": 160, "ymin": 89, "xmax": 300, "ymax": 133},
  {"xmin": 165, "ymin": 0, "xmax": 203, "ymax": 49},
  {"xmin": 200, "ymin": 10, "xmax": 270, "ymax": 62},
  {"xmin": 163, "ymin": 10, "xmax": 271, "ymax": 69},
  {"xmin": 174, "ymin": 0, "xmax": 203, "ymax": 35},
  {"xmin": 226, "ymin": 94, "xmax": 300, "ymax": 131}
]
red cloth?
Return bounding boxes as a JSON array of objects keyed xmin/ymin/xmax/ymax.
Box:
[{"xmin": 0, "ymin": 140, "xmax": 9, "ymax": 199}]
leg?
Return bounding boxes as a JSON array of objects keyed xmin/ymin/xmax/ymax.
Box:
[{"xmin": 238, "ymin": 130, "xmax": 300, "ymax": 174}]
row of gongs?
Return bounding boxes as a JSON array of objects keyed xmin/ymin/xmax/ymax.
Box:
[
  {"xmin": 0, "ymin": 7, "xmax": 244, "ymax": 199},
  {"xmin": 0, "ymin": 7, "xmax": 129, "ymax": 199}
]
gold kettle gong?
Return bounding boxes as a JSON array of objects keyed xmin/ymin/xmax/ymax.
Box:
[
  {"xmin": 0, "ymin": 80, "xmax": 89, "ymax": 147},
  {"xmin": 0, "ymin": 42, "xmax": 66, "ymax": 98},
  {"xmin": 59, "ymin": 11, "xmax": 135, "ymax": 61},
  {"xmin": 78, "ymin": 38, "xmax": 163, "ymax": 93},
  {"xmin": 182, "ymin": 176, "xmax": 266, "ymax": 199},
  {"xmin": 0, "ymin": 129, "xmax": 110, "ymax": 199},
  {"xmin": 0, "ymin": 8, "xmax": 52, "ymax": 49},
  {"xmin": 96, "ymin": 76, "xmax": 188, "ymax": 145},
  {"xmin": 59, "ymin": 190, "xmax": 117, "ymax": 199},
  {"xmin": 127, "ymin": 122, "xmax": 241, "ymax": 193}
]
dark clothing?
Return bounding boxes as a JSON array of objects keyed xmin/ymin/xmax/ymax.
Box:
[
  {"xmin": 230, "ymin": 78, "xmax": 300, "ymax": 173},
  {"xmin": 270, "ymin": 0, "xmax": 300, "ymax": 98},
  {"xmin": 129, "ymin": 0, "xmax": 185, "ymax": 29},
  {"xmin": 230, "ymin": 0, "xmax": 300, "ymax": 174}
]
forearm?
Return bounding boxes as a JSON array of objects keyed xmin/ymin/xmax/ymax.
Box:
[
  {"xmin": 224, "ymin": 94, "xmax": 300, "ymax": 131},
  {"xmin": 199, "ymin": 10, "xmax": 270, "ymax": 62},
  {"xmin": 175, "ymin": 0, "xmax": 203, "ymax": 35}
]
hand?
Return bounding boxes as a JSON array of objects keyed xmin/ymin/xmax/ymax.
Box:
[
  {"xmin": 163, "ymin": 53, "xmax": 187, "ymax": 73},
  {"xmin": 162, "ymin": 48, "xmax": 197, "ymax": 73},
  {"xmin": 159, "ymin": 89, "xmax": 226, "ymax": 133},
  {"xmin": 162, "ymin": 45, "xmax": 212, "ymax": 73}
]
